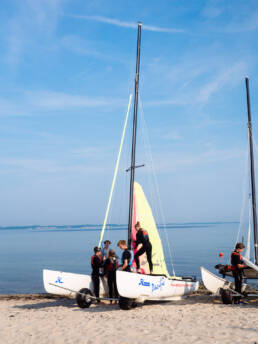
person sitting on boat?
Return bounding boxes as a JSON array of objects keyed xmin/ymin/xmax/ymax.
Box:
[
  {"xmin": 91, "ymin": 246, "xmax": 103, "ymax": 303},
  {"xmin": 134, "ymin": 221, "xmax": 153, "ymax": 274},
  {"xmin": 104, "ymin": 249, "xmax": 119, "ymax": 304},
  {"xmin": 101, "ymin": 240, "xmax": 111, "ymax": 261},
  {"xmin": 117, "ymin": 240, "xmax": 132, "ymax": 272},
  {"xmin": 231, "ymin": 243, "xmax": 248, "ymax": 304}
]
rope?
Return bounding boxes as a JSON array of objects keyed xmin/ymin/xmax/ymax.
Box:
[
  {"xmin": 231, "ymin": 136, "xmax": 249, "ymax": 263},
  {"xmin": 138, "ymin": 96, "xmax": 176, "ymax": 276},
  {"xmin": 98, "ymin": 93, "xmax": 133, "ymax": 247}
]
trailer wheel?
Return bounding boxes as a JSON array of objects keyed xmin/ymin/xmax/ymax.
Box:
[
  {"xmin": 220, "ymin": 288, "xmax": 233, "ymax": 304},
  {"xmin": 118, "ymin": 297, "xmax": 136, "ymax": 310},
  {"xmin": 76, "ymin": 288, "xmax": 93, "ymax": 308}
]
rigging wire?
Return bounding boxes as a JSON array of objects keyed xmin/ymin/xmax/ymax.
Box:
[
  {"xmin": 231, "ymin": 136, "xmax": 249, "ymax": 263},
  {"xmin": 138, "ymin": 96, "xmax": 176, "ymax": 276},
  {"xmin": 98, "ymin": 94, "xmax": 133, "ymax": 247}
]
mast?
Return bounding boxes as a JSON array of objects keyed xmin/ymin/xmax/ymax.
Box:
[
  {"xmin": 245, "ymin": 76, "xmax": 258, "ymax": 264},
  {"xmin": 128, "ymin": 22, "xmax": 142, "ymax": 249}
]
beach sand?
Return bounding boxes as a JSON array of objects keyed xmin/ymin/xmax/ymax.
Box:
[{"xmin": 1, "ymin": 293, "xmax": 257, "ymax": 344}]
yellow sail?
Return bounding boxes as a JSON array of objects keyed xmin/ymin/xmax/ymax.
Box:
[{"xmin": 132, "ymin": 181, "xmax": 169, "ymax": 276}]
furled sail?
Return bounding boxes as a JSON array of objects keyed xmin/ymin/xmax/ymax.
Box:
[{"xmin": 131, "ymin": 181, "xmax": 169, "ymax": 276}]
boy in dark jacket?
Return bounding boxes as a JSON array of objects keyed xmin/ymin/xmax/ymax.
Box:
[
  {"xmin": 104, "ymin": 249, "xmax": 119, "ymax": 303},
  {"xmin": 231, "ymin": 242, "xmax": 247, "ymax": 304},
  {"xmin": 91, "ymin": 246, "xmax": 103, "ymax": 302}
]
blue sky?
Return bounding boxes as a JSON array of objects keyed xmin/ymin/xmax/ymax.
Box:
[{"xmin": 0, "ymin": 0, "xmax": 258, "ymax": 225}]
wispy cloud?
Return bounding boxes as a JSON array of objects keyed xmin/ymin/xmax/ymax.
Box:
[
  {"xmin": 4, "ymin": 0, "xmax": 64, "ymax": 68},
  {"xmin": 28, "ymin": 90, "xmax": 122, "ymax": 109},
  {"xmin": 201, "ymin": 0, "xmax": 223, "ymax": 19},
  {"xmin": 197, "ymin": 62, "xmax": 247, "ymax": 103},
  {"xmin": 154, "ymin": 148, "xmax": 245, "ymax": 173},
  {"xmin": 225, "ymin": 11, "xmax": 258, "ymax": 33},
  {"xmin": 60, "ymin": 35, "xmax": 126, "ymax": 64},
  {"xmin": 157, "ymin": 130, "xmax": 182, "ymax": 141},
  {"xmin": 143, "ymin": 60, "xmax": 247, "ymax": 108},
  {"xmin": 0, "ymin": 156, "xmax": 111, "ymax": 176},
  {"xmin": 0, "ymin": 90, "xmax": 125, "ymax": 117},
  {"xmin": 66, "ymin": 14, "xmax": 185, "ymax": 33},
  {"xmin": 69, "ymin": 147, "xmax": 102, "ymax": 158}
]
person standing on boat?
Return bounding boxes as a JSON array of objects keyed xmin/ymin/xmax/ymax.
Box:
[
  {"xmin": 104, "ymin": 249, "xmax": 119, "ymax": 304},
  {"xmin": 231, "ymin": 243, "xmax": 248, "ymax": 304},
  {"xmin": 117, "ymin": 240, "xmax": 132, "ymax": 272},
  {"xmin": 134, "ymin": 221, "xmax": 153, "ymax": 274},
  {"xmin": 101, "ymin": 240, "xmax": 111, "ymax": 261},
  {"xmin": 91, "ymin": 246, "xmax": 103, "ymax": 303}
]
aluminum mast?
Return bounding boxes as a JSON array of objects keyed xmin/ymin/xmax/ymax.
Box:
[
  {"xmin": 245, "ymin": 76, "xmax": 258, "ymax": 264},
  {"xmin": 128, "ymin": 22, "xmax": 142, "ymax": 249}
]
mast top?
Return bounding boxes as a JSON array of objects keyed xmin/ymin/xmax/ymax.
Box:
[{"xmin": 138, "ymin": 21, "xmax": 142, "ymax": 26}]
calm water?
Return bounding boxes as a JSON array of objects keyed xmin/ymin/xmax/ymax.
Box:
[{"xmin": 0, "ymin": 222, "xmax": 245, "ymax": 294}]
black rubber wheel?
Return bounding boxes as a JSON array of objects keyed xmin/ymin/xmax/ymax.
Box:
[
  {"xmin": 76, "ymin": 288, "xmax": 93, "ymax": 308},
  {"xmin": 131, "ymin": 301, "xmax": 137, "ymax": 308},
  {"xmin": 118, "ymin": 297, "xmax": 136, "ymax": 310},
  {"xmin": 220, "ymin": 288, "xmax": 233, "ymax": 304}
]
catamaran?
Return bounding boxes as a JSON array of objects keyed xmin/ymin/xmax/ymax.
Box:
[
  {"xmin": 43, "ymin": 22, "xmax": 199, "ymax": 310},
  {"xmin": 201, "ymin": 77, "xmax": 258, "ymax": 302}
]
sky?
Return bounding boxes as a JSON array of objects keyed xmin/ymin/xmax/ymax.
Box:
[{"xmin": 0, "ymin": 0, "xmax": 258, "ymax": 226}]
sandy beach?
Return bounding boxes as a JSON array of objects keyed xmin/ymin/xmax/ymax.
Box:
[{"xmin": 1, "ymin": 293, "xmax": 257, "ymax": 344}]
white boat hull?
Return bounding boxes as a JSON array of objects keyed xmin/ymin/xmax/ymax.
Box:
[
  {"xmin": 200, "ymin": 266, "xmax": 232, "ymax": 295},
  {"xmin": 116, "ymin": 271, "xmax": 199, "ymax": 302},
  {"xmin": 43, "ymin": 269, "xmax": 108, "ymax": 297},
  {"xmin": 43, "ymin": 269, "xmax": 198, "ymax": 302}
]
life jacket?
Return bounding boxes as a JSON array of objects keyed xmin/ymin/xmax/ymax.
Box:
[
  {"xmin": 107, "ymin": 258, "xmax": 118, "ymax": 272},
  {"xmin": 91, "ymin": 255, "xmax": 102, "ymax": 266},
  {"xmin": 231, "ymin": 251, "xmax": 243, "ymax": 271},
  {"xmin": 142, "ymin": 230, "xmax": 149, "ymax": 241}
]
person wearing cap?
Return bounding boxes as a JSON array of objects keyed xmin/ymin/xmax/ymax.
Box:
[
  {"xmin": 231, "ymin": 242, "xmax": 248, "ymax": 304},
  {"xmin": 104, "ymin": 249, "xmax": 119, "ymax": 304},
  {"xmin": 101, "ymin": 240, "xmax": 111, "ymax": 261},
  {"xmin": 91, "ymin": 246, "xmax": 103, "ymax": 303}
]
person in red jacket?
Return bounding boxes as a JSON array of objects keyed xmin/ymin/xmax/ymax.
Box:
[
  {"xmin": 231, "ymin": 242, "xmax": 248, "ymax": 304},
  {"xmin": 91, "ymin": 246, "xmax": 103, "ymax": 303},
  {"xmin": 104, "ymin": 249, "xmax": 119, "ymax": 304}
]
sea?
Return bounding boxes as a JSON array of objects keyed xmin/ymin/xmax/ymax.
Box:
[{"xmin": 0, "ymin": 222, "xmax": 252, "ymax": 294}]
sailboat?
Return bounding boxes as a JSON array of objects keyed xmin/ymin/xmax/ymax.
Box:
[
  {"xmin": 201, "ymin": 77, "xmax": 258, "ymax": 299},
  {"xmin": 43, "ymin": 22, "xmax": 199, "ymax": 309}
]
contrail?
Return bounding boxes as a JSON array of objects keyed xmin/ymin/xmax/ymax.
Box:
[{"xmin": 66, "ymin": 14, "xmax": 185, "ymax": 33}]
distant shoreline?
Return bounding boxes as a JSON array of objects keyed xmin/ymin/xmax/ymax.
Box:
[{"xmin": 0, "ymin": 221, "xmax": 239, "ymax": 230}]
